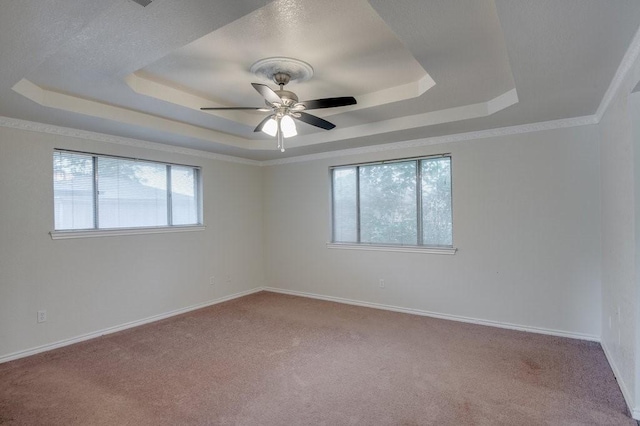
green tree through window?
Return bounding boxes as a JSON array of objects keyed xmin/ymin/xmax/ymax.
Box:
[{"xmin": 332, "ymin": 156, "xmax": 452, "ymax": 247}]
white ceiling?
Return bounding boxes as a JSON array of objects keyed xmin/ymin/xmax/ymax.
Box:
[{"xmin": 1, "ymin": 0, "xmax": 639, "ymax": 161}]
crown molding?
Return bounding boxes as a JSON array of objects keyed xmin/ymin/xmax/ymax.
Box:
[
  {"xmin": 0, "ymin": 114, "xmax": 599, "ymax": 168},
  {"xmin": 2, "ymin": 114, "xmax": 598, "ymax": 168},
  {"xmin": 11, "ymin": 79, "xmax": 263, "ymax": 150},
  {"xmin": 0, "ymin": 116, "xmax": 260, "ymax": 166},
  {"xmin": 261, "ymin": 115, "xmax": 598, "ymax": 166},
  {"xmin": 260, "ymin": 23, "xmax": 640, "ymax": 166},
  {"xmin": 595, "ymin": 25, "xmax": 640, "ymax": 121},
  {"xmin": 3, "ymin": 23, "xmax": 639, "ymax": 168},
  {"xmin": 15, "ymin": 77, "xmax": 514, "ymax": 151}
]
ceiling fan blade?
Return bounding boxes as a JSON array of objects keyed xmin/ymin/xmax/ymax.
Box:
[
  {"xmin": 299, "ymin": 97, "xmax": 356, "ymax": 110},
  {"xmin": 251, "ymin": 83, "xmax": 282, "ymax": 105},
  {"xmin": 253, "ymin": 115, "xmax": 274, "ymax": 133},
  {"xmin": 201, "ymin": 107, "xmax": 271, "ymax": 111},
  {"xmin": 294, "ymin": 112, "xmax": 336, "ymax": 130},
  {"xmin": 200, "ymin": 107, "xmax": 271, "ymax": 112}
]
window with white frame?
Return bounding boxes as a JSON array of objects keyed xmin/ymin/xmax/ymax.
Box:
[
  {"xmin": 53, "ymin": 150, "xmax": 202, "ymax": 231},
  {"xmin": 331, "ymin": 155, "xmax": 452, "ymax": 247}
]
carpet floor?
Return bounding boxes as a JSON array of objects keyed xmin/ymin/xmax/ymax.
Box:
[{"xmin": 0, "ymin": 291, "xmax": 633, "ymax": 425}]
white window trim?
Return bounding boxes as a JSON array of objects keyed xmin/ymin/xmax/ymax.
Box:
[
  {"xmin": 326, "ymin": 242, "xmax": 457, "ymax": 255},
  {"xmin": 330, "ymin": 153, "xmax": 453, "ymax": 249},
  {"xmin": 53, "ymin": 149, "xmax": 203, "ymax": 232},
  {"xmin": 50, "ymin": 225, "xmax": 205, "ymax": 240}
]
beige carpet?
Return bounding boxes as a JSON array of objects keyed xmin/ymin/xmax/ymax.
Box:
[{"xmin": 0, "ymin": 291, "xmax": 633, "ymax": 425}]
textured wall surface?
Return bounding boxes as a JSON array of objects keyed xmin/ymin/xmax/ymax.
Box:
[
  {"xmin": 264, "ymin": 125, "xmax": 602, "ymax": 339},
  {"xmin": 0, "ymin": 126, "xmax": 264, "ymax": 358},
  {"xmin": 598, "ymin": 51, "xmax": 640, "ymax": 416}
]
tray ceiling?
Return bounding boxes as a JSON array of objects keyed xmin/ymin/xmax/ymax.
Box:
[{"xmin": 1, "ymin": 0, "xmax": 639, "ymax": 161}]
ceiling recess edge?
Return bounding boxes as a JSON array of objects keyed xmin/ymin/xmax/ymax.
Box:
[{"xmin": 0, "ymin": 114, "xmax": 597, "ymax": 167}]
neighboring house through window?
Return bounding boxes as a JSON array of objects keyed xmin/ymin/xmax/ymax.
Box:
[{"xmin": 53, "ymin": 150, "xmax": 202, "ymax": 231}]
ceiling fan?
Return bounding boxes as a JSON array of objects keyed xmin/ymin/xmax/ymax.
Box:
[{"xmin": 200, "ymin": 57, "xmax": 356, "ymax": 152}]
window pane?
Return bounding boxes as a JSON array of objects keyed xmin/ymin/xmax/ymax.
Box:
[
  {"xmin": 422, "ymin": 157, "xmax": 452, "ymax": 246},
  {"xmin": 53, "ymin": 151, "xmax": 95, "ymax": 230},
  {"xmin": 332, "ymin": 167, "xmax": 357, "ymax": 242},
  {"xmin": 360, "ymin": 161, "xmax": 417, "ymax": 245},
  {"xmin": 171, "ymin": 166, "xmax": 199, "ymax": 225},
  {"xmin": 97, "ymin": 158, "xmax": 168, "ymax": 228}
]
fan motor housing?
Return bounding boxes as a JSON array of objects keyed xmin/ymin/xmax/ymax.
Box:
[{"xmin": 275, "ymin": 90, "xmax": 299, "ymax": 106}]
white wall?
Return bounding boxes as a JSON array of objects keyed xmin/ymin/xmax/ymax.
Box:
[
  {"xmin": 600, "ymin": 90, "xmax": 637, "ymax": 411},
  {"xmin": 0, "ymin": 92, "xmax": 633, "ymax": 414},
  {"xmin": 633, "ymin": 92, "xmax": 640, "ymax": 415},
  {"xmin": 598, "ymin": 49, "xmax": 640, "ymax": 416},
  {"xmin": 0, "ymin": 125, "xmax": 264, "ymax": 359},
  {"xmin": 264, "ymin": 126, "xmax": 602, "ymax": 339}
]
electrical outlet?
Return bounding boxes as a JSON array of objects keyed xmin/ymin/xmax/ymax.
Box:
[
  {"xmin": 609, "ymin": 315, "xmax": 612, "ymax": 329},
  {"xmin": 37, "ymin": 310, "xmax": 47, "ymax": 323},
  {"xmin": 210, "ymin": 276, "xmax": 215, "ymax": 286},
  {"xmin": 379, "ymin": 279, "xmax": 385, "ymax": 288}
]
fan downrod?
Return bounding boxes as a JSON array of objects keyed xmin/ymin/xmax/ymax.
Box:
[
  {"xmin": 273, "ymin": 72, "xmax": 291, "ymax": 87},
  {"xmin": 270, "ymin": 72, "xmax": 298, "ymax": 106}
]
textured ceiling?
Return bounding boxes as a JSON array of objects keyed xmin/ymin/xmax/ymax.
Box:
[
  {"xmin": 133, "ymin": 0, "xmax": 435, "ymax": 132},
  {"xmin": 0, "ymin": 0, "xmax": 639, "ymax": 161}
]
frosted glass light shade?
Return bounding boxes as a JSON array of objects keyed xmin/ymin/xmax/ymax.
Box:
[
  {"xmin": 281, "ymin": 115, "xmax": 297, "ymax": 138},
  {"xmin": 262, "ymin": 118, "xmax": 278, "ymax": 137}
]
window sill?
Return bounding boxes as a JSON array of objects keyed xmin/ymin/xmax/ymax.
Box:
[
  {"xmin": 326, "ymin": 242, "xmax": 457, "ymax": 255},
  {"xmin": 50, "ymin": 225, "xmax": 206, "ymax": 240}
]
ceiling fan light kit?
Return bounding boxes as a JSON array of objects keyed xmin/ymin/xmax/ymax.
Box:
[
  {"xmin": 261, "ymin": 115, "xmax": 297, "ymax": 152},
  {"xmin": 200, "ymin": 57, "xmax": 356, "ymax": 152}
]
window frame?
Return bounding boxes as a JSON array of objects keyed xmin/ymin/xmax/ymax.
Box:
[
  {"xmin": 328, "ymin": 154, "xmax": 456, "ymax": 255},
  {"xmin": 51, "ymin": 149, "xmax": 204, "ymax": 239}
]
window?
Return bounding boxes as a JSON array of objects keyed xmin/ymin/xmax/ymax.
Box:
[
  {"xmin": 53, "ymin": 150, "xmax": 201, "ymax": 231},
  {"xmin": 331, "ymin": 155, "xmax": 452, "ymax": 247}
]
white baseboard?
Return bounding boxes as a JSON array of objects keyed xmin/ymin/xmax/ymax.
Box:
[
  {"xmin": 262, "ymin": 287, "xmax": 600, "ymax": 342},
  {"xmin": 0, "ymin": 287, "xmax": 262, "ymax": 364},
  {"xmin": 601, "ymin": 340, "xmax": 639, "ymax": 420},
  {"xmin": 4, "ymin": 285, "xmax": 631, "ymax": 417}
]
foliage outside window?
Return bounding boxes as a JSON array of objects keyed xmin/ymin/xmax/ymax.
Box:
[
  {"xmin": 332, "ymin": 155, "xmax": 452, "ymax": 247},
  {"xmin": 53, "ymin": 150, "xmax": 201, "ymax": 231}
]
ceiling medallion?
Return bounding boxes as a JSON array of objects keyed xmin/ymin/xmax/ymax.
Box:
[{"xmin": 250, "ymin": 57, "xmax": 314, "ymax": 84}]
